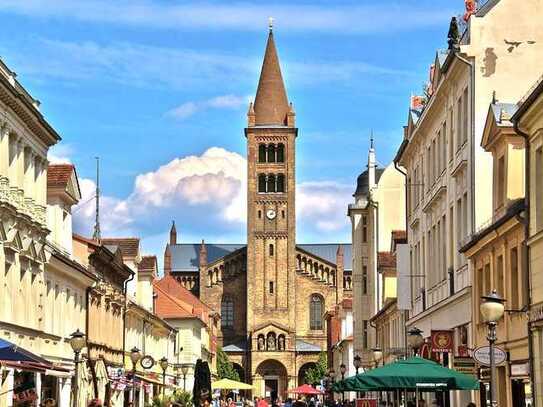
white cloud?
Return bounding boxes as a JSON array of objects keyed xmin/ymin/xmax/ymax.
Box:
[
  {"xmin": 166, "ymin": 94, "xmax": 250, "ymax": 120},
  {"xmin": 48, "ymin": 144, "xmax": 73, "ymax": 164},
  {"xmin": 0, "ymin": 1, "xmax": 454, "ymax": 34},
  {"xmin": 72, "ymin": 147, "xmax": 352, "ymax": 244}
]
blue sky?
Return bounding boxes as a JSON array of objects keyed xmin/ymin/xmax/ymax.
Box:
[{"xmin": 0, "ymin": 0, "xmax": 462, "ymax": 260}]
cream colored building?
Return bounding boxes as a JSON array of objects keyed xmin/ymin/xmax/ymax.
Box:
[
  {"xmin": 461, "ymin": 103, "xmax": 530, "ymax": 406},
  {"xmin": 512, "ymin": 76, "xmax": 543, "ymax": 407},
  {"xmin": 0, "ymin": 57, "xmax": 66, "ymax": 407},
  {"xmin": 348, "ymin": 142, "xmax": 405, "ymax": 368},
  {"xmin": 395, "ymin": 2, "xmax": 542, "ymax": 405}
]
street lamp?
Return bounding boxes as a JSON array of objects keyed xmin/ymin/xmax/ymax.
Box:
[
  {"xmin": 181, "ymin": 364, "xmax": 190, "ymax": 392},
  {"xmin": 339, "ymin": 364, "xmax": 347, "ymax": 402},
  {"xmin": 372, "ymin": 348, "xmax": 383, "ymax": 367},
  {"xmin": 407, "ymin": 327, "xmax": 424, "ymax": 356},
  {"xmin": 130, "ymin": 347, "xmax": 142, "ymax": 404},
  {"xmin": 480, "ymin": 290, "xmax": 505, "ymax": 407},
  {"xmin": 159, "ymin": 357, "xmax": 169, "ymax": 398},
  {"xmin": 69, "ymin": 330, "xmax": 86, "ymax": 407},
  {"xmin": 353, "ymin": 355, "xmax": 361, "ymax": 375}
]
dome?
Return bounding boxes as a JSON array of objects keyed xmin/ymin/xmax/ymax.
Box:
[{"xmin": 353, "ymin": 168, "xmax": 385, "ymax": 197}]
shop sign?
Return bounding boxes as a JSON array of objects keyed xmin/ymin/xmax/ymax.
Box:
[
  {"xmin": 356, "ymin": 399, "xmax": 377, "ymax": 407},
  {"xmin": 510, "ymin": 362, "xmax": 530, "ymax": 377},
  {"xmin": 140, "ymin": 355, "xmax": 155, "ymax": 370},
  {"xmin": 431, "ymin": 330, "xmax": 454, "ymax": 353},
  {"xmin": 453, "ymin": 357, "xmax": 476, "ymax": 375},
  {"xmin": 457, "ymin": 345, "xmax": 470, "ymax": 357},
  {"xmin": 473, "ymin": 346, "xmax": 507, "ymax": 366}
]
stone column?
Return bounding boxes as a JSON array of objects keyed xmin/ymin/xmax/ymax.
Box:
[{"xmin": 0, "ymin": 124, "xmax": 10, "ymax": 179}]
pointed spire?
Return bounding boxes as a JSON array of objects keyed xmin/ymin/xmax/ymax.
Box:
[
  {"xmin": 169, "ymin": 220, "xmax": 177, "ymax": 245},
  {"xmin": 253, "ymin": 24, "xmax": 290, "ymax": 126}
]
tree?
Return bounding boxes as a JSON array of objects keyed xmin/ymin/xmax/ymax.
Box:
[
  {"xmin": 217, "ymin": 347, "xmax": 240, "ymax": 381},
  {"xmin": 304, "ymin": 352, "xmax": 327, "ymax": 385}
]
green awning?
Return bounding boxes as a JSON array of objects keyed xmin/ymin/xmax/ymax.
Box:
[{"xmin": 332, "ymin": 357, "xmax": 479, "ymax": 392}]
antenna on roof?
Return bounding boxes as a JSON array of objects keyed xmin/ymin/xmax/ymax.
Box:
[{"xmin": 92, "ymin": 156, "xmax": 101, "ymax": 241}]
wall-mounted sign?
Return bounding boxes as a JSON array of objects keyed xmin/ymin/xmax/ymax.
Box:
[
  {"xmin": 510, "ymin": 362, "xmax": 529, "ymax": 377},
  {"xmin": 140, "ymin": 355, "xmax": 155, "ymax": 370},
  {"xmin": 473, "ymin": 346, "xmax": 506, "ymax": 366},
  {"xmin": 431, "ymin": 330, "xmax": 454, "ymax": 353},
  {"xmin": 453, "ymin": 357, "xmax": 476, "ymax": 375}
]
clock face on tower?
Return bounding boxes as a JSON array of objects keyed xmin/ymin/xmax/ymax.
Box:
[{"xmin": 266, "ymin": 209, "xmax": 277, "ymax": 220}]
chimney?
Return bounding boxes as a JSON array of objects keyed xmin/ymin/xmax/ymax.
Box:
[
  {"xmin": 137, "ymin": 256, "xmax": 157, "ymax": 311},
  {"xmin": 335, "ymin": 245, "xmax": 344, "ymax": 303},
  {"xmin": 170, "ymin": 221, "xmax": 177, "ymax": 245}
]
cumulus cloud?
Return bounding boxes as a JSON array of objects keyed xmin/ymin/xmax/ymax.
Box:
[
  {"xmin": 166, "ymin": 94, "xmax": 250, "ymax": 120},
  {"xmin": 72, "ymin": 147, "xmax": 351, "ymax": 243}
]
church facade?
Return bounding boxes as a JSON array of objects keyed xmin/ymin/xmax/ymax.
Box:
[{"xmin": 161, "ymin": 29, "xmax": 352, "ymax": 399}]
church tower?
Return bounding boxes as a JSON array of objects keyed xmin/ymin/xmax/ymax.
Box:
[{"xmin": 246, "ymin": 26, "xmax": 297, "ymax": 334}]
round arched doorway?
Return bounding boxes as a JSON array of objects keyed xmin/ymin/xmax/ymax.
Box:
[
  {"xmin": 233, "ymin": 363, "xmax": 245, "ymax": 382},
  {"xmin": 297, "ymin": 362, "xmax": 317, "ymax": 386},
  {"xmin": 255, "ymin": 360, "xmax": 288, "ymax": 402}
]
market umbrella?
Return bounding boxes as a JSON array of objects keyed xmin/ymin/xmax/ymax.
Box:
[
  {"xmin": 332, "ymin": 357, "xmax": 479, "ymax": 392},
  {"xmin": 288, "ymin": 384, "xmax": 323, "ymax": 395},
  {"xmin": 212, "ymin": 378, "xmax": 253, "ymax": 390},
  {"xmin": 0, "ymin": 338, "xmax": 52, "ymax": 366}
]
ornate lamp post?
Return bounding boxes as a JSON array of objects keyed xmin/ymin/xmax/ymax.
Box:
[
  {"xmin": 69, "ymin": 330, "xmax": 86, "ymax": 407},
  {"xmin": 407, "ymin": 327, "xmax": 424, "ymax": 356},
  {"xmin": 130, "ymin": 347, "xmax": 142, "ymax": 404},
  {"xmin": 327, "ymin": 368, "xmax": 336, "ymax": 402},
  {"xmin": 480, "ymin": 290, "xmax": 505, "ymax": 407},
  {"xmin": 159, "ymin": 357, "xmax": 169, "ymax": 398},
  {"xmin": 181, "ymin": 365, "xmax": 190, "ymax": 392},
  {"xmin": 353, "ymin": 355, "xmax": 362, "ymax": 399},
  {"xmin": 339, "ymin": 364, "xmax": 347, "ymax": 402}
]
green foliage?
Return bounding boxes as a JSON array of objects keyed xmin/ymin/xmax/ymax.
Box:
[
  {"xmin": 148, "ymin": 391, "xmax": 192, "ymax": 407},
  {"xmin": 304, "ymin": 352, "xmax": 327, "ymax": 385},
  {"xmin": 217, "ymin": 347, "xmax": 240, "ymax": 381}
]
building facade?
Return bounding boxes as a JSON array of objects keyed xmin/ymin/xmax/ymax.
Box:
[
  {"xmin": 395, "ymin": 2, "xmax": 543, "ymax": 405},
  {"xmin": 348, "ymin": 142, "xmax": 405, "ymax": 369},
  {"xmin": 461, "ymin": 103, "xmax": 530, "ymax": 406},
  {"xmin": 0, "ymin": 56, "xmax": 64, "ymax": 407},
  {"xmin": 512, "ymin": 76, "xmax": 543, "ymax": 407},
  {"xmin": 161, "ymin": 28, "xmax": 352, "ymax": 400}
]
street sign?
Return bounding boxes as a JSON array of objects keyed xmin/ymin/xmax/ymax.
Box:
[{"xmin": 473, "ymin": 346, "xmax": 507, "ymax": 366}]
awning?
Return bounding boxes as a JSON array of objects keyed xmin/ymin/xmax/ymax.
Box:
[
  {"xmin": 212, "ymin": 378, "xmax": 253, "ymax": 390},
  {"xmin": 0, "ymin": 339, "xmax": 66, "ymax": 373},
  {"xmin": 332, "ymin": 357, "xmax": 479, "ymax": 392}
]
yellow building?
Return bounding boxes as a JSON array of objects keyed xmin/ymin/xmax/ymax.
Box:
[
  {"xmin": 123, "ymin": 256, "xmax": 177, "ymax": 407},
  {"xmin": 461, "ymin": 102, "xmax": 530, "ymax": 406},
  {"xmin": 0, "ymin": 57, "xmax": 65, "ymax": 407},
  {"xmin": 512, "ymin": 77, "xmax": 543, "ymax": 407}
]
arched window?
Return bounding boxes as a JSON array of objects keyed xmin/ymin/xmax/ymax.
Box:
[
  {"xmin": 258, "ymin": 144, "xmax": 267, "ymax": 163},
  {"xmin": 310, "ymin": 295, "xmax": 324, "ymax": 330},
  {"xmin": 267, "ymin": 144, "xmax": 276, "ymax": 163},
  {"xmin": 221, "ymin": 297, "xmax": 234, "ymax": 328},
  {"xmin": 276, "ymin": 174, "xmax": 285, "ymax": 192},
  {"xmin": 269, "ymin": 244, "xmax": 274, "ymax": 256},
  {"xmin": 258, "ymin": 174, "xmax": 267, "ymax": 193},
  {"xmin": 277, "ymin": 144, "xmax": 285, "ymax": 162},
  {"xmin": 267, "ymin": 174, "xmax": 276, "ymax": 193}
]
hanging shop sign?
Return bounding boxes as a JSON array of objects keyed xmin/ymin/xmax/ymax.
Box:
[
  {"xmin": 473, "ymin": 346, "xmax": 507, "ymax": 366},
  {"xmin": 431, "ymin": 330, "xmax": 454, "ymax": 353}
]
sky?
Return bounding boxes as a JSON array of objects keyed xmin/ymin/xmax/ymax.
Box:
[{"xmin": 0, "ymin": 0, "xmax": 464, "ymax": 263}]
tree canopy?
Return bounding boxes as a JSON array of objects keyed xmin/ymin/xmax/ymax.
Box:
[
  {"xmin": 217, "ymin": 347, "xmax": 240, "ymax": 381},
  {"xmin": 304, "ymin": 352, "xmax": 327, "ymax": 385}
]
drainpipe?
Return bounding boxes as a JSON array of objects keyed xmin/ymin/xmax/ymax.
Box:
[
  {"xmin": 394, "ymin": 156, "xmax": 409, "ymax": 360},
  {"xmin": 513, "ymin": 118, "xmax": 535, "ymax": 405}
]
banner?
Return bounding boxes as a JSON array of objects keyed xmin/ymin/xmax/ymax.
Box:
[
  {"xmin": 431, "ymin": 330, "xmax": 453, "ymax": 353},
  {"xmin": 396, "ymin": 243, "xmax": 411, "ymax": 310}
]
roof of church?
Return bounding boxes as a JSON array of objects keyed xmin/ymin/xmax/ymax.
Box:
[
  {"xmin": 354, "ymin": 167, "xmax": 385, "ymax": 197},
  {"xmin": 253, "ymin": 29, "xmax": 290, "ymax": 126},
  {"xmin": 295, "ymin": 339, "xmax": 321, "ymax": 352},
  {"xmin": 168, "ymin": 243, "xmax": 352, "ymax": 273}
]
